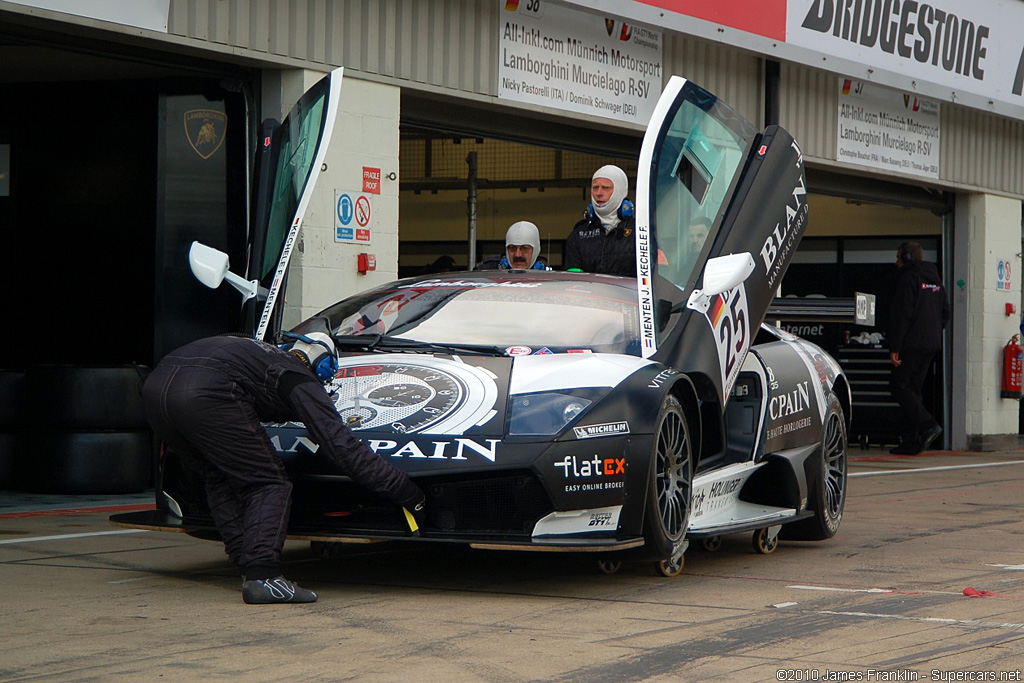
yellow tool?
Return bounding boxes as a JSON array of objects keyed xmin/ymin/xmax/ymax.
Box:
[{"xmin": 403, "ymin": 507, "xmax": 420, "ymax": 535}]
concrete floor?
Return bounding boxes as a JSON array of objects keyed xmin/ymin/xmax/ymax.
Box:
[{"xmin": 2, "ymin": 447, "xmax": 1024, "ymax": 681}]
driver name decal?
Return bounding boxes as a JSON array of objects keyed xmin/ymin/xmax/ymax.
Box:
[{"xmin": 636, "ymin": 216, "xmax": 656, "ymax": 355}]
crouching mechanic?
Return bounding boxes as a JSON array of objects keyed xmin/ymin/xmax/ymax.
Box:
[
  {"xmin": 475, "ymin": 220, "xmax": 547, "ymax": 271},
  {"xmin": 142, "ymin": 332, "xmax": 426, "ymax": 604}
]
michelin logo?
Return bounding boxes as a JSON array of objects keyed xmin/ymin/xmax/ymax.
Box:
[{"xmin": 573, "ymin": 421, "xmax": 630, "ymax": 439}]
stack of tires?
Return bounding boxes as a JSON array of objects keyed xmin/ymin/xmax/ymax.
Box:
[
  {"xmin": 22, "ymin": 365, "xmax": 154, "ymax": 494},
  {"xmin": 0, "ymin": 370, "xmax": 24, "ymax": 490}
]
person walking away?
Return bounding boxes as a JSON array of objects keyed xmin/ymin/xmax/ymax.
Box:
[{"xmin": 887, "ymin": 241, "xmax": 950, "ymax": 454}]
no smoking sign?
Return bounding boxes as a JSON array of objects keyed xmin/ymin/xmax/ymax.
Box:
[{"xmin": 335, "ymin": 189, "xmax": 373, "ymax": 243}]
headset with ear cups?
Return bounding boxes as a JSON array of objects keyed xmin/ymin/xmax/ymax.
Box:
[
  {"xmin": 281, "ymin": 331, "xmax": 339, "ymax": 383},
  {"xmin": 586, "ymin": 198, "xmax": 635, "ymax": 221}
]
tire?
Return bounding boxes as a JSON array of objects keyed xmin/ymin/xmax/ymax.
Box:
[
  {"xmin": 784, "ymin": 392, "xmax": 848, "ymax": 540},
  {"xmin": 0, "ymin": 371, "xmax": 25, "ymax": 429},
  {"xmin": 0, "ymin": 432, "xmax": 19, "ymax": 489},
  {"xmin": 20, "ymin": 431, "xmax": 154, "ymax": 495},
  {"xmin": 642, "ymin": 394, "xmax": 694, "ymax": 559},
  {"xmin": 0, "ymin": 371, "xmax": 26, "ymax": 490},
  {"xmin": 26, "ymin": 365, "xmax": 150, "ymax": 431}
]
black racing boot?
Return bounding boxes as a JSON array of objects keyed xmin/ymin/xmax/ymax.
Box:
[{"xmin": 242, "ymin": 576, "xmax": 318, "ymax": 604}]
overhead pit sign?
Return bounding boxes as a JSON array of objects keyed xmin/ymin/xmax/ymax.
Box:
[
  {"xmin": 788, "ymin": 0, "xmax": 1024, "ymax": 117},
  {"xmin": 837, "ymin": 79, "xmax": 940, "ymax": 179},
  {"xmin": 497, "ymin": 0, "xmax": 663, "ymax": 125}
]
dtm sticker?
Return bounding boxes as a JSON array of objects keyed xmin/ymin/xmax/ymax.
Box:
[
  {"xmin": 532, "ymin": 506, "xmax": 623, "ymax": 537},
  {"xmin": 573, "ymin": 421, "xmax": 630, "ymax": 439}
]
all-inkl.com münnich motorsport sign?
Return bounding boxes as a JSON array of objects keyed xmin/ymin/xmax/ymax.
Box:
[
  {"xmin": 837, "ymin": 79, "xmax": 940, "ymax": 179},
  {"xmin": 498, "ymin": 0, "xmax": 663, "ymax": 125}
]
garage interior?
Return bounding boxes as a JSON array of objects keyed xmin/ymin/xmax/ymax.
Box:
[{"xmin": 0, "ymin": 24, "xmax": 950, "ymax": 494}]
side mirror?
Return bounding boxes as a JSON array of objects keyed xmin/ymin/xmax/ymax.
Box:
[
  {"xmin": 700, "ymin": 252, "xmax": 755, "ymax": 296},
  {"xmin": 188, "ymin": 241, "xmax": 264, "ymax": 302},
  {"xmin": 685, "ymin": 252, "xmax": 756, "ymax": 315}
]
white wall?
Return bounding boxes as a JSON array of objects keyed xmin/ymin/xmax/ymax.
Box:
[
  {"xmin": 957, "ymin": 193, "xmax": 1024, "ymax": 446},
  {"xmin": 265, "ymin": 71, "xmax": 402, "ymax": 330}
]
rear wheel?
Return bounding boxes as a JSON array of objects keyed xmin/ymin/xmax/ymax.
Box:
[
  {"xmin": 784, "ymin": 393, "xmax": 848, "ymax": 540},
  {"xmin": 643, "ymin": 394, "xmax": 693, "ymax": 562}
]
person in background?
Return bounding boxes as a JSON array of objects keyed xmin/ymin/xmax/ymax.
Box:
[
  {"xmin": 564, "ymin": 165, "xmax": 636, "ymax": 277},
  {"xmin": 887, "ymin": 240, "xmax": 950, "ymax": 455},
  {"xmin": 475, "ymin": 220, "xmax": 547, "ymax": 271},
  {"xmin": 142, "ymin": 332, "xmax": 426, "ymax": 604}
]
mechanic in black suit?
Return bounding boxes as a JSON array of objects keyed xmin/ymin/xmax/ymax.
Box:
[
  {"xmin": 887, "ymin": 241, "xmax": 950, "ymax": 455},
  {"xmin": 564, "ymin": 165, "xmax": 637, "ymax": 276},
  {"xmin": 142, "ymin": 332, "xmax": 426, "ymax": 604}
]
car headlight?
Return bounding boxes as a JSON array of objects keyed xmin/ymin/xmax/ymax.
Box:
[{"xmin": 507, "ymin": 389, "xmax": 608, "ymax": 436}]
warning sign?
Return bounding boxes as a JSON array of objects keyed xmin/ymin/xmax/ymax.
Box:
[
  {"xmin": 362, "ymin": 167, "xmax": 381, "ymax": 194},
  {"xmin": 335, "ymin": 189, "xmax": 373, "ymax": 244}
]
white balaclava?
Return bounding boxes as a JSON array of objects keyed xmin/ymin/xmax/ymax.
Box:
[
  {"xmin": 505, "ymin": 220, "xmax": 541, "ymax": 268},
  {"xmin": 591, "ymin": 164, "xmax": 629, "ymax": 229}
]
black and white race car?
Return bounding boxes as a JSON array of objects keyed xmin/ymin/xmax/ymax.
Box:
[{"xmin": 113, "ymin": 69, "xmax": 849, "ymax": 575}]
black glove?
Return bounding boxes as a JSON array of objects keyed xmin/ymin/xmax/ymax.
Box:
[{"xmin": 402, "ymin": 492, "xmax": 427, "ymax": 535}]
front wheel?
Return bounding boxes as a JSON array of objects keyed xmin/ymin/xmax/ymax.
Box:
[
  {"xmin": 784, "ymin": 392, "xmax": 848, "ymax": 540},
  {"xmin": 642, "ymin": 394, "xmax": 694, "ymax": 560}
]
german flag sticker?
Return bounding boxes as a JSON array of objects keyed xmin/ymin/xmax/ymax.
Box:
[{"xmin": 505, "ymin": 0, "xmax": 519, "ymax": 10}]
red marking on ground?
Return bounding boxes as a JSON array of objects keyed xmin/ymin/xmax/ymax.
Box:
[
  {"xmin": 848, "ymin": 449, "xmax": 958, "ymax": 462},
  {"xmin": 0, "ymin": 503, "xmax": 155, "ymax": 519}
]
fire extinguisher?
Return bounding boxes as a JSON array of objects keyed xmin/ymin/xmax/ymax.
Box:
[{"xmin": 1002, "ymin": 334, "xmax": 1023, "ymax": 398}]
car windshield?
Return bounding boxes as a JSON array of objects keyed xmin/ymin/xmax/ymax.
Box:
[
  {"xmin": 313, "ymin": 275, "xmax": 642, "ymax": 355},
  {"xmin": 650, "ymin": 82, "xmax": 757, "ymax": 295}
]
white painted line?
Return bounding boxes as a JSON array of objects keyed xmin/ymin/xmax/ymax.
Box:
[
  {"xmin": 108, "ymin": 576, "xmax": 158, "ymax": 585},
  {"xmin": 851, "ymin": 459, "xmax": 1024, "ymax": 478},
  {"xmin": 788, "ymin": 585, "xmax": 893, "ymax": 593},
  {"xmin": 772, "ymin": 602, "xmax": 799, "ymax": 608},
  {"xmin": 817, "ymin": 609, "xmax": 1024, "ymax": 630},
  {"xmin": 987, "ymin": 564, "xmax": 1024, "ymax": 571},
  {"xmin": 0, "ymin": 529, "xmax": 149, "ymax": 545}
]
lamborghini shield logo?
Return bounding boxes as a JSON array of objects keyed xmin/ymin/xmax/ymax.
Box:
[{"xmin": 184, "ymin": 109, "xmax": 227, "ymax": 160}]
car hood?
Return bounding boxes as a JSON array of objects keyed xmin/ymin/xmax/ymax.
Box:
[{"xmin": 324, "ymin": 351, "xmax": 655, "ymax": 438}]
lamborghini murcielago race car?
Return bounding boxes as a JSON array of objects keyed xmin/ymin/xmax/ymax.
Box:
[{"xmin": 113, "ymin": 69, "xmax": 850, "ymax": 575}]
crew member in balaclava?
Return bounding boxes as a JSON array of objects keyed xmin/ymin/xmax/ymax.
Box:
[
  {"xmin": 564, "ymin": 164, "xmax": 636, "ymax": 276},
  {"xmin": 475, "ymin": 221, "xmax": 547, "ymax": 271}
]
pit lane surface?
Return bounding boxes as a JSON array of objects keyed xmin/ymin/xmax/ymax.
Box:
[{"xmin": 2, "ymin": 449, "xmax": 1024, "ymax": 681}]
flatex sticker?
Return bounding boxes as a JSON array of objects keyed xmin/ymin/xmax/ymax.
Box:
[{"xmin": 574, "ymin": 421, "xmax": 630, "ymax": 439}]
